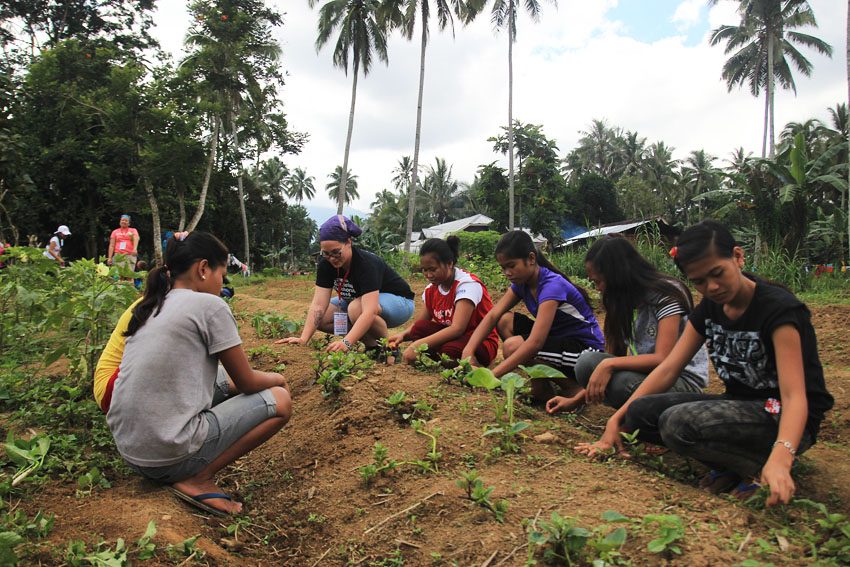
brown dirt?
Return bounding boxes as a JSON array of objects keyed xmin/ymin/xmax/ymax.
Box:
[{"xmin": 24, "ymin": 279, "xmax": 850, "ymax": 565}]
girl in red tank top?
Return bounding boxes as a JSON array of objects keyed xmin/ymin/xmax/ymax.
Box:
[{"xmin": 389, "ymin": 237, "xmax": 499, "ymax": 366}]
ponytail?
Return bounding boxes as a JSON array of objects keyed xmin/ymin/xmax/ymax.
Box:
[
  {"xmin": 124, "ymin": 231, "xmax": 229, "ymax": 336},
  {"xmin": 495, "ymin": 231, "xmax": 592, "ymax": 306},
  {"xmin": 420, "ymin": 235, "xmax": 460, "ymax": 265}
]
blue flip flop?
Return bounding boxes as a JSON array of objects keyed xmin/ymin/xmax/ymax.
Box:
[
  {"xmin": 167, "ymin": 486, "xmax": 237, "ymax": 517},
  {"xmin": 730, "ymin": 480, "xmax": 762, "ymax": 501},
  {"xmin": 699, "ymin": 469, "xmax": 741, "ymax": 494}
]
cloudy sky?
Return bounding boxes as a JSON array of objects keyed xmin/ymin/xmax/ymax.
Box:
[{"xmin": 152, "ymin": 0, "xmax": 846, "ymax": 216}]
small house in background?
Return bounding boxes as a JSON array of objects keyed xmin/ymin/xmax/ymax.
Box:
[
  {"xmin": 559, "ymin": 217, "xmax": 680, "ymax": 248},
  {"xmin": 408, "ymin": 214, "xmax": 495, "ymax": 253},
  {"xmin": 407, "ymin": 214, "xmax": 548, "ymax": 253}
]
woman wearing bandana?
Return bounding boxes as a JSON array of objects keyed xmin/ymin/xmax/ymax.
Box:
[{"xmin": 279, "ymin": 215, "xmax": 415, "ymax": 354}]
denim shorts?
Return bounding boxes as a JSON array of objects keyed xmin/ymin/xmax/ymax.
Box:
[
  {"xmin": 331, "ymin": 293, "xmax": 415, "ymax": 328},
  {"xmin": 127, "ymin": 381, "xmax": 277, "ymax": 484}
]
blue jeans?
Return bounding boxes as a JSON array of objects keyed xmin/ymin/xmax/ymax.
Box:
[{"xmin": 331, "ymin": 293, "xmax": 415, "ymax": 328}]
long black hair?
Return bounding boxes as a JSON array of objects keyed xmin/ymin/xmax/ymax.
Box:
[
  {"xmin": 125, "ymin": 232, "xmax": 229, "ymax": 336},
  {"xmin": 420, "ymin": 236, "xmax": 460, "ymax": 265},
  {"xmin": 585, "ymin": 235, "xmax": 693, "ymax": 356},
  {"xmin": 495, "ymin": 231, "xmax": 591, "ymax": 305}
]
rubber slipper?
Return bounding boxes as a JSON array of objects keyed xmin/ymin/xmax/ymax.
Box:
[
  {"xmin": 699, "ymin": 470, "xmax": 741, "ymax": 494},
  {"xmin": 729, "ymin": 479, "xmax": 761, "ymax": 500},
  {"xmin": 167, "ymin": 486, "xmax": 237, "ymax": 517}
]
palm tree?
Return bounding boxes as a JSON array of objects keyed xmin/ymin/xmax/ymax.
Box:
[
  {"xmin": 311, "ymin": 0, "xmax": 389, "ymax": 214},
  {"xmin": 391, "ymin": 155, "xmax": 417, "ymax": 192},
  {"xmin": 680, "ymin": 150, "xmax": 720, "ymax": 224},
  {"xmin": 382, "ymin": 0, "xmax": 479, "ymax": 252},
  {"xmin": 257, "ymin": 157, "xmax": 289, "ymax": 197},
  {"xmin": 708, "ymin": 0, "xmax": 833, "ymax": 158},
  {"xmin": 423, "ymin": 157, "xmax": 463, "ymax": 223},
  {"xmin": 490, "ymin": 0, "xmax": 556, "ymax": 229},
  {"xmin": 286, "ymin": 167, "xmax": 316, "ymax": 202},
  {"xmin": 326, "ymin": 165, "xmax": 360, "ymax": 204},
  {"xmin": 181, "ymin": 0, "xmax": 284, "ymax": 266}
]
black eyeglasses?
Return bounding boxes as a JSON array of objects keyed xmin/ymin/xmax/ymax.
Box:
[{"xmin": 320, "ymin": 247, "xmax": 344, "ymax": 259}]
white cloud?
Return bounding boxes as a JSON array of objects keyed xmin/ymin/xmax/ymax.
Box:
[
  {"xmin": 671, "ymin": 0, "xmax": 704, "ymax": 31},
  {"xmin": 151, "ymin": 0, "xmax": 846, "ymax": 213}
]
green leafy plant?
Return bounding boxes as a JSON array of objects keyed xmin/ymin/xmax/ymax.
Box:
[
  {"xmin": 313, "ymin": 350, "xmax": 373, "ymax": 397},
  {"xmin": 410, "ymin": 419, "xmax": 441, "ymax": 472},
  {"xmin": 413, "ymin": 344, "xmax": 452, "ymax": 372},
  {"xmin": 642, "ymin": 514, "xmax": 685, "ymax": 556},
  {"xmin": 66, "ymin": 538, "xmax": 127, "ymax": 567},
  {"xmin": 246, "ymin": 344, "xmax": 275, "ymax": 359},
  {"xmin": 134, "ymin": 521, "xmax": 157, "ymax": 561},
  {"xmin": 76, "ymin": 466, "xmax": 111, "ymax": 497},
  {"xmin": 466, "ymin": 368, "xmax": 530, "ymax": 453},
  {"xmin": 385, "ymin": 391, "xmax": 432, "ymax": 423},
  {"xmin": 165, "ymin": 535, "xmax": 205, "ymax": 561},
  {"xmin": 440, "ymin": 358, "xmax": 474, "ymax": 386},
  {"xmin": 527, "ymin": 512, "xmax": 593, "ymax": 565},
  {"xmin": 795, "ymin": 499, "xmax": 850, "ymax": 563},
  {"xmin": 251, "ymin": 312, "xmax": 301, "ymax": 339},
  {"xmin": 456, "ymin": 469, "xmax": 508, "ymax": 523},
  {"xmin": 3, "ymin": 432, "xmax": 50, "ymax": 487},
  {"xmin": 358, "ymin": 443, "xmax": 399, "ymax": 485}
]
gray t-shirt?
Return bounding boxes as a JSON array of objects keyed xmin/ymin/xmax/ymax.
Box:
[
  {"xmin": 107, "ymin": 289, "xmax": 242, "ymax": 467},
  {"xmin": 630, "ymin": 291, "xmax": 709, "ymax": 390}
]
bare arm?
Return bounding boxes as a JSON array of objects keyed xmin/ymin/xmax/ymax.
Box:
[
  {"xmin": 462, "ymin": 289, "xmax": 520, "ymax": 362},
  {"xmin": 761, "ymin": 324, "xmax": 808, "ymax": 506},
  {"xmin": 48, "ymin": 240, "xmax": 63, "ymax": 263},
  {"xmin": 132, "ymin": 230, "xmax": 140, "ymax": 252},
  {"xmin": 388, "ymin": 304, "xmax": 431, "ymax": 348},
  {"xmin": 218, "ymin": 345, "xmax": 288, "ymax": 393},
  {"xmin": 343, "ymin": 290, "xmax": 380, "ymax": 345},
  {"xmin": 585, "ymin": 315, "xmax": 682, "ymax": 403},
  {"xmin": 279, "ymin": 286, "xmax": 331, "ymax": 344},
  {"xmin": 492, "ymin": 299, "xmax": 559, "ymax": 377},
  {"xmin": 406, "ymin": 299, "xmax": 475, "ymax": 358},
  {"xmin": 576, "ymin": 322, "xmax": 705, "ymax": 456},
  {"xmin": 107, "ymin": 236, "xmax": 115, "ymax": 263}
]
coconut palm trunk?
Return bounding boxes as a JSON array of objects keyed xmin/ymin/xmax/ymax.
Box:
[
  {"xmin": 338, "ymin": 59, "xmax": 359, "ymax": 215},
  {"xmin": 230, "ymin": 113, "xmax": 250, "ymax": 265},
  {"xmin": 403, "ymin": 21, "xmax": 428, "ymax": 252},
  {"xmin": 186, "ymin": 114, "xmax": 220, "ymax": 231},
  {"xmin": 847, "ymin": 0, "xmax": 850, "ymax": 262},
  {"xmin": 767, "ymin": 30, "xmax": 776, "ymax": 158},
  {"xmin": 507, "ymin": 8, "xmax": 516, "ymax": 230}
]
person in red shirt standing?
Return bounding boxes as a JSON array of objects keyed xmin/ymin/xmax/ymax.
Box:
[
  {"xmin": 108, "ymin": 214, "xmax": 140, "ymax": 276},
  {"xmin": 389, "ymin": 236, "xmax": 500, "ymax": 366}
]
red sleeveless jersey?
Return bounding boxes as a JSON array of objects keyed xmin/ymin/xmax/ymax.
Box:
[{"xmin": 423, "ymin": 268, "xmax": 499, "ymax": 348}]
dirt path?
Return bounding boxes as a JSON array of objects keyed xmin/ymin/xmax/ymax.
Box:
[{"xmin": 27, "ymin": 278, "xmax": 850, "ymax": 566}]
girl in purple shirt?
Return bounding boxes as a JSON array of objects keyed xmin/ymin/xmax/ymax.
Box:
[{"xmin": 464, "ymin": 231, "xmax": 603, "ymax": 409}]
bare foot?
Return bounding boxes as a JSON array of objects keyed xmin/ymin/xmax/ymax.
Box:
[{"xmin": 172, "ymin": 478, "xmax": 242, "ymax": 515}]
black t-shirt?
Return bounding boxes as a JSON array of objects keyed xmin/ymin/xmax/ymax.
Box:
[
  {"xmin": 315, "ymin": 247, "xmax": 414, "ymax": 301},
  {"xmin": 690, "ymin": 277, "xmax": 833, "ymax": 440}
]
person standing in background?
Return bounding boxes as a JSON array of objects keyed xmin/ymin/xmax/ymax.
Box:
[
  {"xmin": 44, "ymin": 225, "xmax": 71, "ymax": 266},
  {"xmin": 108, "ymin": 214, "xmax": 140, "ymax": 274}
]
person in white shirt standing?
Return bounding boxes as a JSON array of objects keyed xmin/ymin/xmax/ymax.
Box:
[{"xmin": 43, "ymin": 225, "xmax": 71, "ymax": 266}]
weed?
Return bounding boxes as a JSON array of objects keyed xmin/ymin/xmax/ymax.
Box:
[
  {"xmin": 307, "ymin": 513, "xmax": 327, "ymax": 524},
  {"xmin": 456, "ymin": 470, "xmax": 508, "ymax": 523},
  {"xmin": 526, "ymin": 512, "xmax": 593, "ymax": 565},
  {"xmin": 795, "ymin": 499, "xmax": 850, "ymax": 563},
  {"xmin": 251, "ymin": 312, "xmax": 301, "ymax": 339},
  {"xmin": 0, "ymin": 508, "xmax": 54, "ymax": 565},
  {"xmin": 369, "ymin": 548, "xmax": 404, "ymax": 567}
]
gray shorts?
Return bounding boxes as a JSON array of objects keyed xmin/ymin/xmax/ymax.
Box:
[{"xmin": 128, "ymin": 369, "xmax": 277, "ymax": 484}]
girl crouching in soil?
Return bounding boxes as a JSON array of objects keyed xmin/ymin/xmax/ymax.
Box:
[
  {"xmin": 106, "ymin": 232, "xmax": 291, "ymax": 516},
  {"xmin": 576, "ymin": 221, "xmax": 833, "ymax": 505},
  {"xmin": 547, "ymin": 234, "xmax": 709, "ymax": 414},
  {"xmin": 389, "ymin": 236, "xmax": 500, "ymax": 366},
  {"xmin": 463, "ymin": 231, "xmax": 604, "ymax": 408}
]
